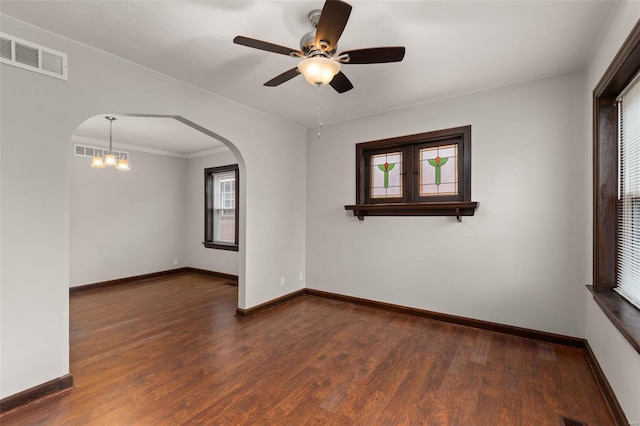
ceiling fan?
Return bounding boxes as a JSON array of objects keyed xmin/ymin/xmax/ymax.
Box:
[{"xmin": 233, "ymin": 0, "xmax": 405, "ymax": 94}]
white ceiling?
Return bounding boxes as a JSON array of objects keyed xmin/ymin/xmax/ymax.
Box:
[
  {"xmin": 72, "ymin": 114, "xmax": 227, "ymax": 157},
  {"xmin": 1, "ymin": 0, "xmax": 617, "ymax": 151}
]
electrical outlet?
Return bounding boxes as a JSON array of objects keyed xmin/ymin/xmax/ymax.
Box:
[
  {"xmin": 173, "ymin": 258, "xmax": 178, "ymax": 266},
  {"xmin": 299, "ymin": 272, "xmax": 304, "ymax": 281},
  {"xmin": 280, "ymin": 277, "xmax": 285, "ymax": 287}
]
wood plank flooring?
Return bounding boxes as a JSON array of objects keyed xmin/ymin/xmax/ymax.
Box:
[{"xmin": 1, "ymin": 272, "xmax": 614, "ymax": 425}]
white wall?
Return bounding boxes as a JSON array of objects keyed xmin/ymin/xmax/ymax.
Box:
[
  {"xmin": 0, "ymin": 15, "xmax": 306, "ymax": 398},
  {"xmin": 584, "ymin": 2, "xmax": 640, "ymax": 423},
  {"xmin": 585, "ymin": 292, "xmax": 640, "ymax": 423},
  {"xmin": 306, "ymin": 70, "xmax": 586, "ymax": 338},
  {"xmin": 71, "ymin": 144, "xmax": 242, "ymax": 287},
  {"xmin": 70, "ymin": 146, "xmax": 187, "ymax": 287},
  {"xmin": 186, "ymin": 149, "xmax": 240, "ymax": 276}
]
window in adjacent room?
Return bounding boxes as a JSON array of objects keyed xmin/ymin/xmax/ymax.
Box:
[{"xmin": 204, "ymin": 164, "xmax": 238, "ymax": 251}]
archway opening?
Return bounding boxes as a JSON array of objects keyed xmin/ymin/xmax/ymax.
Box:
[{"xmin": 68, "ymin": 112, "xmax": 246, "ymax": 305}]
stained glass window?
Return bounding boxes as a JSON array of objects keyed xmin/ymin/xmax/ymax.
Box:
[
  {"xmin": 419, "ymin": 144, "xmax": 458, "ymax": 196},
  {"xmin": 352, "ymin": 126, "xmax": 472, "ymax": 212},
  {"xmin": 370, "ymin": 152, "xmax": 402, "ymax": 198}
]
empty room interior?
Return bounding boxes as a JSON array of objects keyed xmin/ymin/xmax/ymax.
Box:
[{"xmin": 1, "ymin": 1, "xmax": 640, "ymax": 425}]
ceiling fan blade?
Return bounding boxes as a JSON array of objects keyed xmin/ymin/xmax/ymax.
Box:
[
  {"xmin": 329, "ymin": 71, "xmax": 353, "ymax": 93},
  {"xmin": 264, "ymin": 68, "xmax": 301, "ymax": 87},
  {"xmin": 233, "ymin": 36, "xmax": 302, "ymax": 57},
  {"xmin": 339, "ymin": 47, "xmax": 406, "ymax": 64},
  {"xmin": 315, "ymin": 0, "xmax": 352, "ymax": 52}
]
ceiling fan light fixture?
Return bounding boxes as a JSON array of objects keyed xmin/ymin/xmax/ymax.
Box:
[{"xmin": 298, "ymin": 57, "xmax": 341, "ymax": 86}]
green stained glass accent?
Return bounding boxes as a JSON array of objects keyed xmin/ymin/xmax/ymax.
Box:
[
  {"xmin": 427, "ymin": 156, "xmax": 449, "ymax": 185},
  {"xmin": 377, "ymin": 162, "xmax": 395, "ymax": 188}
]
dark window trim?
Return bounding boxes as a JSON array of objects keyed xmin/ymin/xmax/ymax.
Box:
[
  {"xmin": 345, "ymin": 125, "xmax": 478, "ymax": 220},
  {"xmin": 203, "ymin": 164, "xmax": 239, "ymax": 251},
  {"xmin": 587, "ymin": 286, "xmax": 640, "ymax": 354},
  {"xmin": 592, "ymin": 20, "xmax": 640, "ymax": 353}
]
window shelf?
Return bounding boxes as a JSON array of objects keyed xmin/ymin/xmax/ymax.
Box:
[
  {"xmin": 344, "ymin": 201, "xmax": 479, "ymax": 221},
  {"xmin": 587, "ymin": 286, "xmax": 640, "ymax": 354}
]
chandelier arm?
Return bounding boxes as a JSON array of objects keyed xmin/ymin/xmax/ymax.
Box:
[{"xmin": 109, "ymin": 118, "xmax": 113, "ymax": 153}]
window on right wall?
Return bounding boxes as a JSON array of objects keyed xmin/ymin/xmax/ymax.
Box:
[
  {"xmin": 617, "ymin": 76, "xmax": 640, "ymax": 309},
  {"xmin": 592, "ymin": 20, "xmax": 640, "ymax": 354}
]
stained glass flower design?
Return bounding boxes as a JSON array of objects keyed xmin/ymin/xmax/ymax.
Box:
[
  {"xmin": 377, "ymin": 161, "xmax": 395, "ymax": 188},
  {"xmin": 420, "ymin": 145, "xmax": 458, "ymax": 196},
  {"xmin": 427, "ymin": 156, "xmax": 448, "ymax": 185},
  {"xmin": 371, "ymin": 152, "xmax": 402, "ymax": 198}
]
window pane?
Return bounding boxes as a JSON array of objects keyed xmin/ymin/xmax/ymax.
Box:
[
  {"xmin": 419, "ymin": 144, "xmax": 458, "ymax": 196},
  {"xmin": 206, "ymin": 166, "xmax": 238, "ymax": 247},
  {"xmin": 370, "ymin": 152, "xmax": 403, "ymax": 199},
  {"xmin": 215, "ymin": 174, "xmax": 235, "ymax": 210},
  {"xmin": 616, "ymin": 80, "xmax": 640, "ymax": 309},
  {"xmin": 214, "ymin": 208, "xmax": 236, "ymax": 243}
]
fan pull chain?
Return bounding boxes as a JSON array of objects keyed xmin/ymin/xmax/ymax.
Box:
[{"xmin": 317, "ymin": 85, "xmax": 323, "ymax": 139}]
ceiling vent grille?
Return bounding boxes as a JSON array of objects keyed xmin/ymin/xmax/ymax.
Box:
[
  {"xmin": 15, "ymin": 42, "xmax": 39, "ymax": 68},
  {"xmin": 0, "ymin": 33, "xmax": 67, "ymax": 80},
  {"xmin": 74, "ymin": 144, "xmax": 129, "ymax": 161},
  {"xmin": 0, "ymin": 37, "xmax": 11, "ymax": 60}
]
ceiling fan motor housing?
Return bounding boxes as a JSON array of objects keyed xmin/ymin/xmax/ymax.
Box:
[
  {"xmin": 300, "ymin": 31, "xmax": 336, "ymax": 57},
  {"xmin": 300, "ymin": 10, "xmax": 336, "ymax": 56}
]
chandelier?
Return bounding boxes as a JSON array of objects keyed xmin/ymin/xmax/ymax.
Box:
[{"xmin": 90, "ymin": 116, "xmax": 130, "ymax": 170}]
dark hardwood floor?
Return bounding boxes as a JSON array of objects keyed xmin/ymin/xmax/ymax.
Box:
[{"xmin": 1, "ymin": 272, "xmax": 613, "ymax": 425}]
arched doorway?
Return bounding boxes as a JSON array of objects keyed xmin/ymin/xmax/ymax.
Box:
[{"xmin": 68, "ymin": 113, "xmax": 246, "ymax": 303}]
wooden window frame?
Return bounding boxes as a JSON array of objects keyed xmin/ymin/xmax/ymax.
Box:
[
  {"xmin": 591, "ymin": 21, "xmax": 640, "ymax": 354},
  {"xmin": 345, "ymin": 126, "xmax": 478, "ymax": 221},
  {"xmin": 203, "ymin": 164, "xmax": 239, "ymax": 251}
]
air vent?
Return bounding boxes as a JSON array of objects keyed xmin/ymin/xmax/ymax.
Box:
[
  {"xmin": 42, "ymin": 50, "xmax": 63, "ymax": 75},
  {"xmin": 15, "ymin": 42, "xmax": 39, "ymax": 68},
  {"xmin": 0, "ymin": 37, "xmax": 11, "ymax": 60},
  {"xmin": 0, "ymin": 33, "xmax": 67, "ymax": 80},
  {"xmin": 74, "ymin": 144, "xmax": 128, "ymax": 161}
]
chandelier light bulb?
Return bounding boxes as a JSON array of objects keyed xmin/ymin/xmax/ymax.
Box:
[
  {"xmin": 90, "ymin": 155, "xmax": 105, "ymax": 168},
  {"xmin": 116, "ymin": 158, "xmax": 130, "ymax": 171},
  {"xmin": 104, "ymin": 153, "xmax": 117, "ymax": 167}
]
